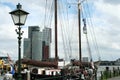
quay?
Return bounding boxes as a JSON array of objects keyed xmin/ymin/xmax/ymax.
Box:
[{"xmin": 108, "ymin": 76, "xmax": 120, "ymax": 80}]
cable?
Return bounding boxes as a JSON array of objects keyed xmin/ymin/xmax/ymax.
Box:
[
  {"xmin": 58, "ymin": 0, "xmax": 69, "ymax": 60},
  {"xmin": 81, "ymin": 0, "xmax": 101, "ymax": 61},
  {"xmin": 44, "ymin": 0, "xmax": 47, "ymax": 28}
]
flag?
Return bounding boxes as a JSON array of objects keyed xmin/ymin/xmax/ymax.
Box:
[
  {"xmin": 91, "ymin": 61, "xmax": 95, "ymax": 69},
  {"xmin": 10, "ymin": 64, "xmax": 15, "ymax": 75},
  {"xmin": 83, "ymin": 19, "xmax": 87, "ymax": 34},
  {"xmin": 7, "ymin": 53, "xmax": 15, "ymax": 75},
  {"xmin": 7, "ymin": 53, "xmax": 13, "ymax": 65}
]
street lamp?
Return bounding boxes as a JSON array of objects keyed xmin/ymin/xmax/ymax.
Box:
[{"xmin": 9, "ymin": 3, "xmax": 29, "ymax": 80}]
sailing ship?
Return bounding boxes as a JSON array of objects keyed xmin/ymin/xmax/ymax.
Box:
[{"xmin": 13, "ymin": 0, "xmax": 100, "ymax": 80}]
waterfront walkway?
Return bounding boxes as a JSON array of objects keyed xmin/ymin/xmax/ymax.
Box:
[{"xmin": 108, "ymin": 76, "xmax": 120, "ymax": 80}]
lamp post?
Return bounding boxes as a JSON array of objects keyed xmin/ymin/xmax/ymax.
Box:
[{"xmin": 9, "ymin": 3, "xmax": 29, "ymax": 80}]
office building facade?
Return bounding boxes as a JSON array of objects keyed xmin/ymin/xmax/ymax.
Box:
[
  {"xmin": 23, "ymin": 38, "xmax": 30, "ymax": 59},
  {"xmin": 23, "ymin": 26, "xmax": 52, "ymax": 61},
  {"xmin": 42, "ymin": 27, "xmax": 52, "ymax": 60}
]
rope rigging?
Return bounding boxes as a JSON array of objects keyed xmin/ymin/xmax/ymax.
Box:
[
  {"xmin": 44, "ymin": 0, "xmax": 47, "ymax": 28},
  {"xmin": 58, "ymin": 0, "xmax": 73, "ymax": 61},
  {"xmin": 83, "ymin": 18, "xmax": 93, "ymax": 62},
  {"xmin": 44, "ymin": 0, "xmax": 54, "ymax": 27},
  {"xmin": 43, "ymin": 0, "xmax": 54, "ymax": 43},
  {"xmin": 81, "ymin": 0, "xmax": 101, "ymax": 61},
  {"xmin": 43, "ymin": 0, "xmax": 101, "ymax": 62},
  {"xmin": 86, "ymin": 0, "xmax": 101, "ymax": 61}
]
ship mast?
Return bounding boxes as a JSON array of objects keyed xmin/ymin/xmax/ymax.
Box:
[
  {"xmin": 78, "ymin": 0, "xmax": 82, "ymax": 62},
  {"xmin": 54, "ymin": 0, "xmax": 58, "ymax": 64}
]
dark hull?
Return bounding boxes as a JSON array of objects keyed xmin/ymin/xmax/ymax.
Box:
[
  {"xmin": 31, "ymin": 73, "xmax": 63, "ymax": 80},
  {"xmin": 14, "ymin": 73, "xmax": 80, "ymax": 80}
]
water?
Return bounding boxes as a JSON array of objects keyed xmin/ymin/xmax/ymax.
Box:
[{"xmin": 97, "ymin": 65, "xmax": 120, "ymax": 80}]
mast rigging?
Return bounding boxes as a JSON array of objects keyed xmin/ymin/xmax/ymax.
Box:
[{"xmin": 54, "ymin": 0, "xmax": 58, "ymax": 65}]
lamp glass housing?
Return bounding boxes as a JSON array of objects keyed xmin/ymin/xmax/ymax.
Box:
[{"xmin": 9, "ymin": 4, "xmax": 29, "ymax": 26}]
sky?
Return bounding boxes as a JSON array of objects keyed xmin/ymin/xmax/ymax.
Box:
[{"xmin": 0, "ymin": 0, "xmax": 120, "ymax": 61}]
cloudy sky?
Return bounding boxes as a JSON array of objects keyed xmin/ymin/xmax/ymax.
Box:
[{"xmin": 0, "ymin": 0, "xmax": 120, "ymax": 61}]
